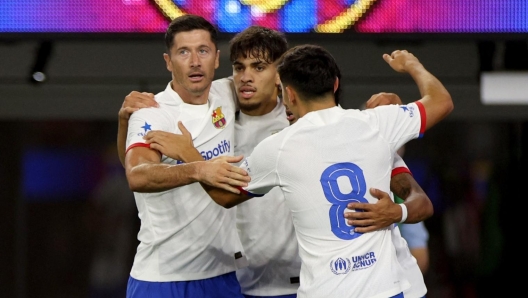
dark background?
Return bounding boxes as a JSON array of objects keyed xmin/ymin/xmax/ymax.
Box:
[{"xmin": 1, "ymin": 35, "xmax": 527, "ymax": 297}]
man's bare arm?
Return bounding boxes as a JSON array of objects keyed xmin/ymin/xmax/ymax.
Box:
[
  {"xmin": 200, "ymin": 180, "xmax": 252, "ymax": 209},
  {"xmin": 125, "ymin": 146, "xmax": 248, "ymax": 193},
  {"xmin": 344, "ymin": 172, "xmax": 433, "ymax": 233},
  {"xmin": 383, "ymin": 50, "xmax": 453, "ymax": 131},
  {"xmin": 138, "ymin": 121, "xmax": 250, "ymax": 194},
  {"xmin": 390, "ymin": 172, "xmax": 433, "ymax": 223}
]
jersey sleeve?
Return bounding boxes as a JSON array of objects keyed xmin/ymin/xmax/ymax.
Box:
[
  {"xmin": 369, "ymin": 101, "xmax": 426, "ymax": 152},
  {"xmin": 392, "ymin": 153, "xmax": 412, "ymax": 177},
  {"xmin": 126, "ymin": 108, "xmax": 171, "ymax": 154},
  {"xmin": 239, "ymin": 135, "xmax": 281, "ymax": 197}
]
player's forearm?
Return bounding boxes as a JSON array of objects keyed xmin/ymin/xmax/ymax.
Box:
[
  {"xmin": 391, "ymin": 173, "xmax": 433, "ymax": 223},
  {"xmin": 399, "ymin": 193, "xmax": 433, "ymax": 223},
  {"xmin": 127, "ymin": 162, "xmax": 201, "ymax": 193},
  {"xmin": 117, "ymin": 118, "xmax": 129, "ymax": 168},
  {"xmin": 200, "ymin": 182, "xmax": 250, "ymax": 208},
  {"xmin": 406, "ymin": 62, "xmax": 453, "ymax": 130},
  {"xmin": 180, "ymin": 148, "xmax": 205, "ymax": 163}
]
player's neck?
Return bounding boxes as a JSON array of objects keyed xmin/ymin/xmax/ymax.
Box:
[
  {"xmin": 171, "ymin": 81, "xmax": 210, "ymax": 105},
  {"xmin": 299, "ymin": 97, "xmax": 336, "ymax": 117}
]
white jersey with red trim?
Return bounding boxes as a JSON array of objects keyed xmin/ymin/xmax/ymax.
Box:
[
  {"xmin": 240, "ymin": 103, "xmax": 425, "ymax": 298},
  {"xmin": 125, "ymin": 82, "xmax": 244, "ymax": 282},
  {"xmin": 391, "ymin": 154, "xmax": 428, "ymax": 298},
  {"xmin": 234, "ymin": 98, "xmax": 301, "ymax": 296}
]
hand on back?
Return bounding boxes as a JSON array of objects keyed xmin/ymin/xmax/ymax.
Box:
[
  {"xmin": 365, "ymin": 92, "xmax": 403, "ymax": 109},
  {"xmin": 344, "ymin": 188, "xmax": 400, "ymax": 233},
  {"xmin": 119, "ymin": 91, "xmax": 158, "ymax": 120}
]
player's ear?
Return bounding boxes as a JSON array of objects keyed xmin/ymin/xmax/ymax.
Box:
[
  {"xmin": 334, "ymin": 76, "xmax": 339, "ymax": 93},
  {"xmin": 285, "ymin": 86, "xmax": 297, "ymax": 105},
  {"xmin": 163, "ymin": 53, "xmax": 172, "ymax": 72},
  {"xmin": 214, "ymin": 49, "xmax": 220, "ymax": 69}
]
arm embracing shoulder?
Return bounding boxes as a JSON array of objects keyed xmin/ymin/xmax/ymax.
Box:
[{"xmin": 391, "ymin": 156, "xmax": 433, "ymax": 223}]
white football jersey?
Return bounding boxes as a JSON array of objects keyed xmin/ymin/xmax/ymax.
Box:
[
  {"xmin": 241, "ymin": 103, "xmax": 425, "ymax": 298},
  {"xmin": 234, "ymin": 98, "xmax": 301, "ymax": 296},
  {"xmin": 125, "ymin": 82, "xmax": 244, "ymax": 282}
]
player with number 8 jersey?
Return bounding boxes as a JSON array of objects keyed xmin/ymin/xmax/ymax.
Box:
[{"xmin": 239, "ymin": 102, "xmax": 422, "ymax": 297}]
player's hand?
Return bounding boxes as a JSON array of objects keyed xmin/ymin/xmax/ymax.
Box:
[
  {"xmin": 118, "ymin": 91, "xmax": 158, "ymax": 120},
  {"xmin": 198, "ymin": 156, "xmax": 250, "ymax": 194},
  {"xmin": 144, "ymin": 121, "xmax": 196, "ymax": 162},
  {"xmin": 365, "ymin": 92, "xmax": 403, "ymax": 109},
  {"xmin": 383, "ymin": 50, "xmax": 422, "ymax": 74},
  {"xmin": 344, "ymin": 188, "xmax": 400, "ymax": 233}
]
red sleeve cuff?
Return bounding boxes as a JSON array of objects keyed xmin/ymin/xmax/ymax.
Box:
[
  {"xmin": 415, "ymin": 101, "xmax": 426, "ymax": 138},
  {"xmin": 391, "ymin": 166, "xmax": 412, "ymax": 177}
]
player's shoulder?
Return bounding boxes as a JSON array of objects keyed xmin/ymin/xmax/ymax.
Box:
[
  {"xmin": 129, "ymin": 99, "xmax": 171, "ymax": 122},
  {"xmin": 210, "ymin": 77, "xmax": 236, "ymax": 107},
  {"xmin": 211, "ymin": 77, "xmax": 235, "ymax": 96}
]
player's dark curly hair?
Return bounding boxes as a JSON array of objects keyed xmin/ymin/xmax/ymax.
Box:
[
  {"xmin": 164, "ymin": 14, "xmax": 218, "ymax": 53},
  {"xmin": 278, "ymin": 44, "xmax": 340, "ymax": 102},
  {"xmin": 229, "ymin": 26, "xmax": 288, "ymax": 64}
]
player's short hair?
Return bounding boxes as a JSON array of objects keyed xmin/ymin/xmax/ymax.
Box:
[
  {"xmin": 165, "ymin": 14, "xmax": 218, "ymax": 53},
  {"xmin": 229, "ymin": 26, "xmax": 288, "ymax": 64},
  {"xmin": 278, "ymin": 44, "xmax": 340, "ymax": 102}
]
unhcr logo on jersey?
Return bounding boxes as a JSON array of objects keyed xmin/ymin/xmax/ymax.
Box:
[
  {"xmin": 176, "ymin": 140, "xmax": 231, "ymax": 164},
  {"xmin": 330, "ymin": 257, "xmax": 351, "ymax": 275},
  {"xmin": 351, "ymin": 252, "xmax": 377, "ymax": 271}
]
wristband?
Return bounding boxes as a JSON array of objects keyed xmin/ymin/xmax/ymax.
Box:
[{"xmin": 399, "ymin": 203, "xmax": 408, "ymax": 223}]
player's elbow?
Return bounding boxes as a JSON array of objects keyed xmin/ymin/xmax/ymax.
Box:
[
  {"xmin": 433, "ymin": 92, "xmax": 454, "ymax": 121},
  {"xmin": 127, "ymin": 178, "xmax": 147, "ymax": 192},
  {"xmin": 126, "ymin": 171, "xmax": 150, "ymax": 192},
  {"xmin": 423, "ymin": 198, "xmax": 434, "ymax": 219},
  {"xmin": 423, "ymin": 93, "xmax": 454, "ymax": 130},
  {"xmin": 210, "ymin": 195, "xmax": 239, "ymax": 209},
  {"xmin": 441, "ymin": 92, "xmax": 454, "ymax": 117},
  {"xmin": 218, "ymin": 200, "xmax": 237, "ymax": 209}
]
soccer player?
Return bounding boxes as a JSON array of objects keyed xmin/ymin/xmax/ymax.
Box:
[
  {"xmin": 119, "ymin": 28, "xmax": 435, "ymax": 297},
  {"xmin": 194, "ymin": 46, "xmax": 453, "ymax": 297},
  {"xmin": 122, "ymin": 14, "xmax": 250, "ymax": 298}
]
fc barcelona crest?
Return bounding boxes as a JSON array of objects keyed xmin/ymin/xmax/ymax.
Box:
[{"xmin": 212, "ymin": 107, "xmax": 227, "ymax": 129}]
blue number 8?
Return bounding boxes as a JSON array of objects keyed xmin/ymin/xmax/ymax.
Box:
[{"xmin": 320, "ymin": 162, "xmax": 368, "ymax": 240}]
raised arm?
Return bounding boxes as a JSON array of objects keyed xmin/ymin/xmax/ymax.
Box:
[
  {"xmin": 383, "ymin": 50, "xmax": 453, "ymax": 131},
  {"xmin": 117, "ymin": 91, "xmax": 158, "ymax": 167}
]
